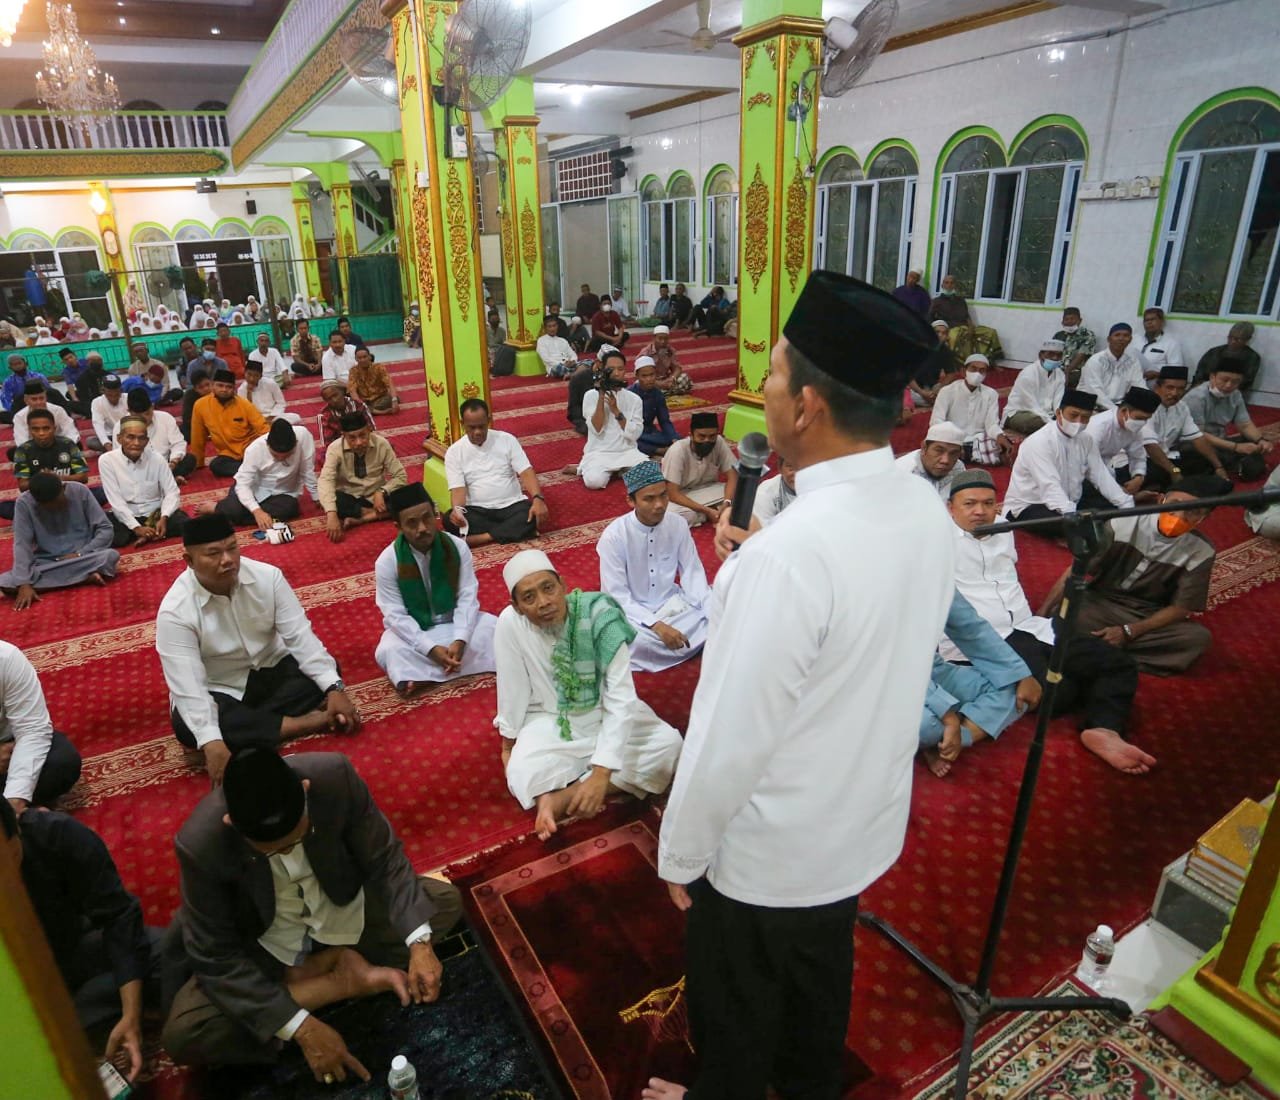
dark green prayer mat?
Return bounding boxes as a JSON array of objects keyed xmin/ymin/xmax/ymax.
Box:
[{"xmin": 192, "ymin": 929, "xmax": 563, "ymax": 1099}]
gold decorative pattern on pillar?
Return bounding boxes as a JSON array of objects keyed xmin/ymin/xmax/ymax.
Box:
[
  {"xmin": 520, "ymin": 199, "xmax": 538, "ymax": 277},
  {"xmin": 460, "ymin": 381, "xmax": 481, "ymax": 400},
  {"xmin": 501, "ymin": 208, "xmax": 515, "ymax": 272},
  {"xmin": 743, "ymin": 338, "xmax": 766, "ymax": 354},
  {"xmin": 784, "ymin": 161, "xmax": 808, "ymax": 292},
  {"xmin": 410, "ymin": 175, "xmax": 437, "ymax": 322},
  {"xmin": 444, "ymin": 161, "xmax": 472, "ymax": 321},
  {"xmin": 743, "ymin": 164, "xmax": 770, "ymax": 291},
  {"xmin": 746, "ymin": 92, "xmax": 773, "ymax": 109}
]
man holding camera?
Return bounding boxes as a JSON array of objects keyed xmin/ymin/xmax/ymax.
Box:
[{"xmin": 579, "ymin": 347, "xmax": 646, "ymax": 490}]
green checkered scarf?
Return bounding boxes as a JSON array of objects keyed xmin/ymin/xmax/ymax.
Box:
[{"xmin": 549, "ymin": 589, "xmax": 636, "ymax": 740}]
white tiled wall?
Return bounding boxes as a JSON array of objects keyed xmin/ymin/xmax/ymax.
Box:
[{"xmin": 622, "ymin": 0, "xmax": 1280, "ymax": 404}]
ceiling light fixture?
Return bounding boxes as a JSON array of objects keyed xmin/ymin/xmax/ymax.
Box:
[
  {"xmin": 1047, "ymin": 46, "xmax": 1065, "ymax": 61},
  {"xmin": 35, "ymin": 3, "xmax": 121, "ymax": 127},
  {"xmin": 87, "ymin": 188, "xmax": 107, "ymax": 215},
  {"xmin": 210, "ymin": 25, "xmax": 220, "ymax": 34},
  {"xmin": 0, "ymin": 0, "xmax": 27, "ymax": 47}
]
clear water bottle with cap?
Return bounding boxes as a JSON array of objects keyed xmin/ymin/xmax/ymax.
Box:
[
  {"xmin": 1076, "ymin": 924, "xmax": 1116, "ymax": 988},
  {"xmin": 387, "ymin": 1054, "xmax": 419, "ymax": 1100}
]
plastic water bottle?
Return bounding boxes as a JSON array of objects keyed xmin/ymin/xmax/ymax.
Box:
[
  {"xmin": 388, "ymin": 1054, "xmax": 419, "ymax": 1100},
  {"xmin": 1076, "ymin": 924, "xmax": 1116, "ymax": 988}
]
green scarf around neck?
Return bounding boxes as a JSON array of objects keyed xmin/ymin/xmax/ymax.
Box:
[
  {"xmin": 394, "ymin": 532, "xmax": 459, "ymax": 628},
  {"xmin": 549, "ymin": 590, "xmax": 637, "ymax": 740}
]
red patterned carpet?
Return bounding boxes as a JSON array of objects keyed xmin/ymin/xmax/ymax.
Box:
[{"xmin": 2, "ymin": 336, "xmax": 1279, "ymax": 1097}]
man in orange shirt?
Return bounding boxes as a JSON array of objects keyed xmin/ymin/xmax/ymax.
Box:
[
  {"xmin": 188, "ymin": 368, "xmax": 268, "ymax": 477},
  {"xmin": 214, "ymin": 322, "xmax": 247, "ymax": 380}
]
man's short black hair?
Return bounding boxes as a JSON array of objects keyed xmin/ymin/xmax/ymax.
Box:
[
  {"xmin": 337, "ymin": 316, "xmax": 351, "ymax": 326},
  {"xmin": 188, "ymin": 368, "xmax": 209, "ymax": 386},
  {"xmin": 784, "ymin": 342, "xmax": 898, "ymax": 445},
  {"xmin": 244, "ymin": 360, "xmax": 263, "ymax": 373},
  {"xmin": 180, "ymin": 337, "xmax": 196, "ymax": 347},
  {"xmin": 296, "ymin": 318, "xmax": 309, "ymax": 327},
  {"xmin": 59, "ymin": 347, "xmax": 77, "ymax": 359},
  {"xmin": 201, "ymin": 338, "xmax": 216, "ymax": 348},
  {"xmin": 1062, "ymin": 306, "xmax": 1081, "ymax": 317},
  {"xmin": 25, "ymin": 407, "xmax": 55, "ymax": 425},
  {"xmin": 0, "ymin": 797, "xmax": 17, "ymax": 839},
  {"xmin": 460, "ymin": 397, "xmax": 490, "ymax": 418},
  {"xmin": 600, "ymin": 348, "xmax": 626, "ymax": 367},
  {"xmin": 29, "ymin": 471, "xmax": 63, "ymax": 503}
]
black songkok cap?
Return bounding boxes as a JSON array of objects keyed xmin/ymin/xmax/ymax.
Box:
[
  {"xmin": 1060, "ymin": 389, "xmax": 1098, "ymax": 413},
  {"xmin": 102, "ymin": 374, "xmax": 122, "ymax": 389},
  {"xmin": 212, "ymin": 368, "xmax": 236, "ymax": 384},
  {"xmin": 1121, "ymin": 386, "xmax": 1160, "ymax": 414},
  {"xmin": 222, "ymin": 747, "xmax": 306, "ymax": 843},
  {"xmin": 689, "ymin": 411, "xmax": 719, "ymax": 431},
  {"xmin": 127, "ymin": 387, "xmax": 152, "ymax": 412},
  {"xmin": 267, "ymin": 419, "xmax": 297, "ymax": 452},
  {"xmin": 1174, "ymin": 474, "xmax": 1232, "ymax": 501},
  {"xmin": 1158, "ymin": 366, "xmax": 1188, "ymax": 382},
  {"xmin": 782, "ymin": 271, "xmax": 939, "ymax": 397},
  {"xmin": 387, "ymin": 482, "xmax": 431, "ymax": 515},
  {"xmin": 339, "ymin": 411, "xmax": 368, "ymax": 433},
  {"xmin": 182, "ymin": 512, "xmax": 235, "ymax": 546}
]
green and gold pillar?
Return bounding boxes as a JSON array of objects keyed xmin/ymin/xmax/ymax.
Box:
[
  {"xmin": 482, "ymin": 77, "xmax": 546, "ymax": 377},
  {"xmin": 86, "ymin": 182, "xmax": 128, "ymax": 327},
  {"xmin": 726, "ymin": 0, "xmax": 824, "ymax": 441},
  {"xmin": 389, "ymin": 157, "xmax": 419, "ymax": 314},
  {"xmin": 326, "ymin": 170, "xmax": 359, "ymax": 310},
  {"xmin": 384, "ymin": 0, "xmax": 488, "ymax": 504},
  {"xmin": 291, "ymin": 182, "xmax": 324, "ymax": 298}
]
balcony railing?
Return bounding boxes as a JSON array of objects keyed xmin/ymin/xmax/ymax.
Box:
[{"xmin": 0, "ymin": 109, "xmax": 229, "ymax": 153}]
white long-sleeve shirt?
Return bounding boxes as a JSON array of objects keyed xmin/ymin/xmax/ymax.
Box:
[
  {"xmin": 658, "ymin": 448, "xmax": 953, "ymax": 907},
  {"xmin": 1003, "ymin": 361, "xmax": 1065, "ymax": 423},
  {"xmin": 112, "ymin": 409, "xmax": 186, "ymax": 462},
  {"xmin": 0, "ymin": 640, "xmax": 55, "ymax": 804},
  {"xmin": 248, "ymin": 346, "xmax": 290, "ymax": 383},
  {"xmin": 233, "ymin": 430, "xmax": 317, "ymax": 513},
  {"xmin": 238, "ymin": 378, "xmax": 290, "ymax": 421},
  {"xmin": 582, "ymin": 386, "xmax": 643, "ymax": 456},
  {"xmin": 1079, "ymin": 348, "xmax": 1146, "ymax": 408},
  {"xmin": 373, "ymin": 533, "xmax": 480, "ymax": 655},
  {"xmin": 13, "ymin": 403, "xmax": 77, "ymax": 446},
  {"xmin": 1004, "ymin": 420, "xmax": 1132, "ymax": 517},
  {"xmin": 321, "ymin": 347, "xmax": 357, "ymax": 383},
  {"xmin": 1085, "ymin": 407, "xmax": 1148, "ymax": 476},
  {"xmin": 91, "ymin": 393, "xmax": 128, "ymax": 448},
  {"xmin": 930, "ymin": 379, "xmax": 1002, "ymax": 440},
  {"xmin": 98, "ymin": 447, "xmax": 181, "ymax": 526},
  {"xmin": 597, "ymin": 510, "xmax": 710, "ymax": 624},
  {"xmin": 536, "ymin": 334, "xmax": 576, "ymax": 373},
  {"xmin": 155, "ymin": 557, "xmax": 339, "ymax": 748}
]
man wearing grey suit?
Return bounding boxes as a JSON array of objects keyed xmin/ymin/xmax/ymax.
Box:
[{"xmin": 161, "ymin": 749, "xmax": 462, "ymax": 1085}]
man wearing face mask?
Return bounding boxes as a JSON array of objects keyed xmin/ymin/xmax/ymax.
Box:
[
  {"xmin": 1053, "ymin": 307, "xmax": 1097, "ymax": 386},
  {"xmin": 1182, "ymin": 361, "xmax": 1274, "ymax": 481},
  {"xmin": 1079, "ymin": 323, "xmax": 1146, "ymax": 409},
  {"xmin": 1003, "ymin": 339, "xmax": 1066, "ymax": 436},
  {"xmin": 1084, "ymin": 386, "xmax": 1160, "ymax": 496},
  {"xmin": 929, "ymin": 354, "xmax": 1011, "ymax": 464},
  {"xmin": 1039, "ymin": 475, "xmax": 1230, "ymax": 675},
  {"xmin": 1003, "ymin": 389, "xmax": 1133, "ymax": 532},
  {"xmin": 589, "ymin": 295, "xmax": 629, "ymax": 348},
  {"xmin": 660, "ymin": 412, "xmax": 739, "ymax": 526}
]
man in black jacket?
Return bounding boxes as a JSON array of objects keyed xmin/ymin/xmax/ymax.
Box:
[{"xmin": 161, "ymin": 749, "xmax": 462, "ymax": 1085}]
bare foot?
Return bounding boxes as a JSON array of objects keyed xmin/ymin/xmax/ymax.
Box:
[
  {"xmin": 464, "ymin": 533, "xmax": 495, "ymax": 548},
  {"xmin": 342, "ymin": 516, "xmax": 365, "ymax": 531},
  {"xmin": 396, "ymin": 680, "xmax": 420, "ymax": 699},
  {"xmin": 642, "ymin": 1079, "xmax": 688, "ymax": 1099},
  {"xmin": 332, "ymin": 948, "xmax": 411, "ymax": 1006},
  {"xmin": 534, "ymin": 793, "xmax": 559, "ymax": 841},
  {"xmin": 1080, "ymin": 728, "xmax": 1155, "ymax": 774},
  {"xmin": 921, "ymin": 748, "xmax": 952, "ymax": 778},
  {"xmin": 89, "ymin": 572, "xmax": 106, "ymax": 586},
  {"xmin": 193, "ymin": 501, "xmax": 216, "ymax": 516}
]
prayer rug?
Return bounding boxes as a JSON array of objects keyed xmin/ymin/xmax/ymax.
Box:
[
  {"xmin": 910, "ymin": 981, "xmax": 1274, "ymax": 1099},
  {"xmin": 446, "ymin": 805, "xmax": 872, "ymax": 1099},
  {"xmin": 663, "ymin": 394, "xmax": 709, "ymax": 411}
]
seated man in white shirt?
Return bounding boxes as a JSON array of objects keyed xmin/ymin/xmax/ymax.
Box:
[
  {"xmin": 321, "ymin": 330, "xmax": 357, "ymax": 385},
  {"xmin": 494, "ymin": 549, "xmax": 683, "ymax": 841},
  {"xmin": 1004, "ymin": 389, "xmax": 1134, "ymax": 535},
  {"xmin": 115, "ymin": 388, "xmax": 197, "ymax": 481},
  {"xmin": 579, "ymin": 349, "xmax": 647, "ymax": 490},
  {"xmin": 239, "ymin": 361, "xmax": 301, "ymax": 425},
  {"xmin": 12, "ymin": 381, "xmax": 78, "ymax": 447},
  {"xmin": 162, "ymin": 748, "xmax": 462, "ymax": 1073},
  {"xmin": 536, "ymin": 316, "xmax": 577, "ymax": 379},
  {"xmin": 752, "ymin": 454, "xmax": 797, "ymax": 525},
  {"xmin": 209, "ymin": 419, "xmax": 317, "ymax": 530},
  {"xmin": 248, "ymin": 331, "xmax": 292, "ymax": 389},
  {"xmin": 929, "ymin": 354, "xmax": 1011, "ymax": 464},
  {"xmin": 597, "ymin": 462, "xmax": 710, "ymax": 672},
  {"xmin": 88, "ymin": 374, "xmax": 127, "ymax": 452},
  {"xmin": 945, "ymin": 470, "xmax": 1148, "ymax": 774},
  {"xmin": 155, "ymin": 513, "xmax": 361, "ymax": 786},
  {"xmin": 660, "ymin": 412, "xmax": 739, "ymax": 526},
  {"xmin": 444, "ymin": 398, "xmax": 548, "ymax": 546},
  {"xmin": 1135, "ymin": 307, "xmax": 1183, "ymax": 382},
  {"xmin": 99, "ymin": 415, "xmax": 189, "ymax": 547},
  {"xmin": 894, "ymin": 420, "xmax": 967, "ymax": 498},
  {"xmin": 1084, "ymin": 385, "xmax": 1159, "ymax": 497},
  {"xmin": 374, "ymin": 483, "xmax": 497, "ymax": 697},
  {"xmin": 1079, "ymin": 323, "xmax": 1145, "ymax": 408},
  {"xmin": 1, "ymin": 639, "xmax": 82, "ymax": 813},
  {"xmin": 1003, "ymin": 339, "xmax": 1066, "ymax": 436},
  {"xmin": 1142, "ymin": 367, "xmax": 1231, "ymax": 489}
]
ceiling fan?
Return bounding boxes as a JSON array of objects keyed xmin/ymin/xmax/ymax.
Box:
[{"xmin": 643, "ymin": 0, "xmax": 739, "ymax": 52}]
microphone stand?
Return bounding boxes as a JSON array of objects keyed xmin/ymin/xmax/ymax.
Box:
[{"xmin": 857, "ymin": 486, "xmax": 1279, "ymax": 1099}]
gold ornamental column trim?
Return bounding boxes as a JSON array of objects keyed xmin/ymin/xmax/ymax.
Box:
[{"xmin": 732, "ymin": 15, "xmax": 825, "ymax": 48}]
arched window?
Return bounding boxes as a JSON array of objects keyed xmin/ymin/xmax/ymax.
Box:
[
  {"xmin": 642, "ymin": 174, "xmax": 695, "ymax": 284},
  {"xmin": 815, "ymin": 145, "xmax": 918, "ymax": 291},
  {"xmin": 56, "ymin": 229, "xmax": 96, "ymax": 249},
  {"xmin": 1149, "ymin": 96, "xmax": 1280, "ymax": 318},
  {"xmin": 705, "ymin": 167, "xmax": 738, "ymax": 287},
  {"xmin": 935, "ymin": 125, "xmax": 1083, "ymax": 304},
  {"xmin": 175, "ymin": 223, "xmax": 212, "ymax": 243},
  {"xmin": 214, "ymin": 221, "xmax": 250, "ymax": 239}
]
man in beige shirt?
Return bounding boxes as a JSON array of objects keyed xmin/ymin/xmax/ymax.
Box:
[
  {"xmin": 660, "ymin": 411, "xmax": 739, "ymax": 526},
  {"xmin": 318, "ymin": 412, "xmax": 408, "ymax": 543}
]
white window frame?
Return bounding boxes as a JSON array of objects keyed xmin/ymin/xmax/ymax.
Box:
[
  {"xmin": 815, "ymin": 176, "xmax": 916, "ymax": 286},
  {"xmin": 1148, "ymin": 141, "xmax": 1280, "ymax": 319},
  {"xmin": 706, "ymin": 191, "xmax": 739, "ymax": 287},
  {"xmin": 643, "ymin": 195, "xmax": 696, "ymax": 284}
]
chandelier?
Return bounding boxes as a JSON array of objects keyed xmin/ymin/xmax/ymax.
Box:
[
  {"xmin": 0, "ymin": 0, "xmax": 26, "ymax": 47},
  {"xmin": 35, "ymin": 2, "xmax": 120, "ymax": 122}
]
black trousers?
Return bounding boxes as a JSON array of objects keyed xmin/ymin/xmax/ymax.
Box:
[
  {"xmin": 208, "ymin": 455, "xmax": 242, "ymax": 478},
  {"xmin": 1007, "ymin": 481, "xmax": 1113, "ymax": 537},
  {"xmin": 334, "ymin": 491, "xmax": 373, "ymax": 519},
  {"xmin": 214, "ymin": 490, "xmax": 300, "ymax": 527},
  {"xmin": 67, "ymin": 926, "xmax": 165, "ymax": 1037},
  {"xmin": 0, "ymin": 729, "xmax": 82, "ymax": 805},
  {"xmin": 444, "ymin": 500, "xmax": 536, "ymax": 543},
  {"xmin": 109, "ymin": 508, "xmax": 189, "ymax": 548},
  {"xmin": 1005, "ymin": 629, "xmax": 1137, "ymax": 734},
  {"xmin": 171, "ymin": 453, "xmax": 197, "ymax": 479},
  {"xmin": 170, "ymin": 656, "xmax": 325, "ymax": 750},
  {"xmin": 685, "ymin": 879, "xmax": 858, "ymax": 1100}
]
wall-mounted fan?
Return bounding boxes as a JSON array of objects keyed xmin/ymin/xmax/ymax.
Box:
[
  {"xmin": 339, "ymin": 24, "xmax": 399, "ymax": 103},
  {"xmin": 818, "ymin": 0, "xmax": 898, "ymax": 98},
  {"xmin": 437, "ymin": 0, "xmax": 531, "ymax": 113}
]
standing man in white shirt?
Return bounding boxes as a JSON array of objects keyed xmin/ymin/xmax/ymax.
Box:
[
  {"xmin": 579, "ymin": 348, "xmax": 647, "ymax": 490},
  {"xmin": 374, "ymin": 483, "xmax": 497, "ymax": 697},
  {"xmin": 1003, "ymin": 339, "xmax": 1066, "ymax": 436},
  {"xmin": 443, "ymin": 398, "xmax": 548, "ymax": 546},
  {"xmin": 155, "ymin": 513, "xmax": 361, "ymax": 787},
  {"xmin": 1079, "ymin": 323, "xmax": 1146, "ymax": 408},
  {"xmin": 89, "ymin": 374, "xmax": 127, "ymax": 452},
  {"xmin": 321, "ymin": 330, "xmax": 357, "ymax": 385},
  {"xmin": 239, "ymin": 361, "xmax": 300, "ymax": 425},
  {"xmin": 1, "ymin": 639, "xmax": 81, "ymax": 813},
  {"xmin": 99, "ymin": 415, "xmax": 188, "ymax": 546},
  {"xmin": 597, "ymin": 462, "xmax": 710, "ymax": 672},
  {"xmin": 1135, "ymin": 308, "xmax": 1183, "ymax": 382},
  {"xmin": 115, "ymin": 388, "xmax": 197, "ymax": 481},
  {"xmin": 210, "ymin": 419, "xmax": 317, "ymax": 529},
  {"xmin": 645, "ymin": 272, "xmax": 953, "ymax": 1100},
  {"xmin": 248, "ymin": 331, "xmax": 292, "ymax": 388},
  {"xmin": 1084, "ymin": 385, "xmax": 1160, "ymax": 496},
  {"xmin": 929, "ymin": 353, "xmax": 1011, "ymax": 464}
]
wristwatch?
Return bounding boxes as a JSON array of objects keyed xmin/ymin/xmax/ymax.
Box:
[
  {"xmin": 531, "ymin": 493, "xmax": 544, "ymax": 501},
  {"xmin": 1121, "ymin": 624, "xmax": 1134, "ymax": 641},
  {"xmin": 324, "ymin": 680, "xmax": 346, "ymax": 696}
]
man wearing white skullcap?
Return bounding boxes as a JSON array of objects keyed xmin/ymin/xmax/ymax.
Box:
[
  {"xmin": 929, "ymin": 354, "xmax": 1012, "ymax": 464},
  {"xmin": 893, "ymin": 420, "xmax": 968, "ymax": 498},
  {"xmin": 493, "ymin": 548, "xmax": 682, "ymax": 841},
  {"xmin": 1003, "ymin": 338, "xmax": 1067, "ymax": 436},
  {"xmin": 640, "ymin": 325, "xmax": 691, "ymax": 395}
]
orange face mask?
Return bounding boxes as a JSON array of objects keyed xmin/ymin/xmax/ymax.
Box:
[{"xmin": 1157, "ymin": 512, "xmax": 1196, "ymax": 538}]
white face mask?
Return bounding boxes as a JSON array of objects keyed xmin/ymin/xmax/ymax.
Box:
[
  {"xmin": 1123, "ymin": 416, "xmax": 1146, "ymax": 434},
  {"xmin": 1061, "ymin": 324, "xmax": 1079, "ymax": 334},
  {"xmin": 1041, "ymin": 357, "xmax": 1062, "ymax": 371},
  {"xmin": 965, "ymin": 371, "xmax": 985, "ymax": 387},
  {"xmin": 1058, "ymin": 417, "xmax": 1083, "ymax": 438},
  {"xmin": 602, "ymin": 303, "xmax": 612, "ymax": 312},
  {"xmin": 1208, "ymin": 384, "xmax": 1225, "ymax": 398}
]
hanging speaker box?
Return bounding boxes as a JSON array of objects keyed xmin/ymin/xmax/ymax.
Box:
[{"xmin": 246, "ymin": 199, "xmax": 258, "ymax": 216}]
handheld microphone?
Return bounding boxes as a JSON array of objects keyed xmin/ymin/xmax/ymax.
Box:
[{"xmin": 728, "ymin": 432, "xmax": 772, "ymax": 531}]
